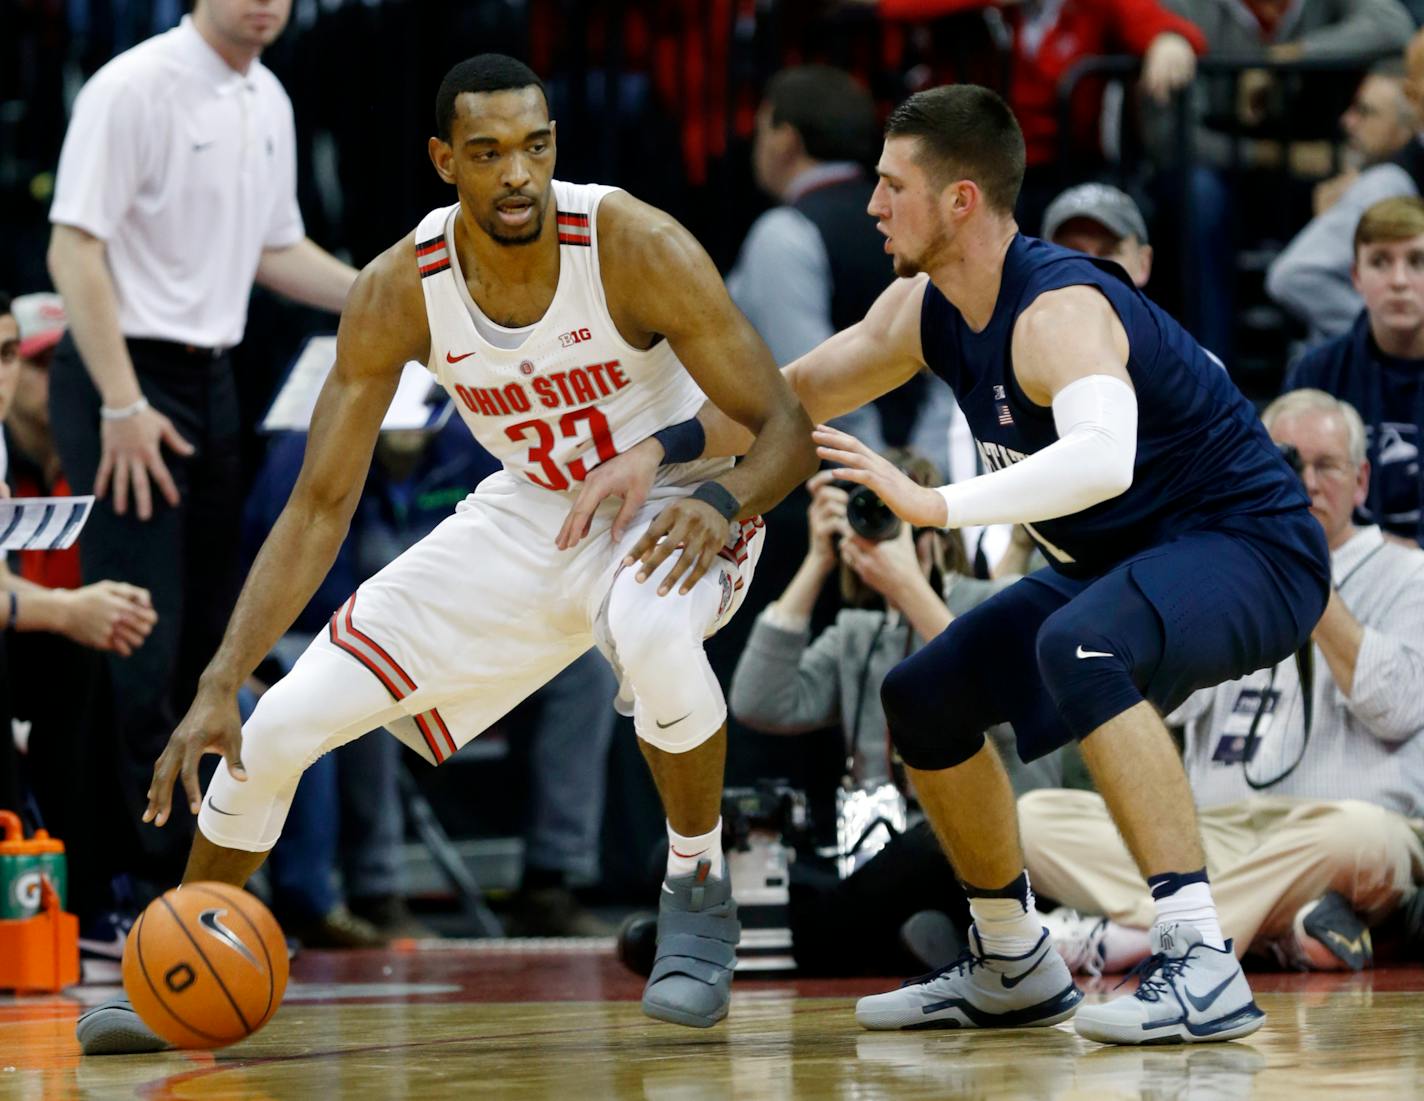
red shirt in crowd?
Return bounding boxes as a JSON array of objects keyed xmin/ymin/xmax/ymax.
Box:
[{"xmin": 880, "ymin": 0, "xmax": 1208, "ymax": 166}]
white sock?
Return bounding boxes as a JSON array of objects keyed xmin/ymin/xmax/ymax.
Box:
[
  {"xmin": 1154, "ymin": 881, "xmax": 1225, "ymax": 950},
  {"xmin": 969, "ymin": 873, "xmax": 1041, "ymax": 958},
  {"xmin": 666, "ymin": 819, "xmax": 724, "ymax": 880},
  {"xmin": 1102, "ymin": 922, "xmax": 1153, "ymax": 971}
]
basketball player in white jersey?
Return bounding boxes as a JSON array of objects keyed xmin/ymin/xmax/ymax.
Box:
[{"xmin": 78, "ymin": 54, "xmax": 814, "ymax": 1054}]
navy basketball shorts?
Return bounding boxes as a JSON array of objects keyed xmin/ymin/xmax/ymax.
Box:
[{"xmin": 881, "ymin": 510, "xmax": 1330, "ymax": 768}]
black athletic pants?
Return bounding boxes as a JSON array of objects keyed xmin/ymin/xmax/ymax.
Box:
[{"xmin": 50, "ymin": 335, "xmax": 244, "ymax": 900}]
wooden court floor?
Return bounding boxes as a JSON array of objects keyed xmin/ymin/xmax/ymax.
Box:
[{"xmin": 4, "ymin": 943, "xmax": 1423, "ymax": 1100}]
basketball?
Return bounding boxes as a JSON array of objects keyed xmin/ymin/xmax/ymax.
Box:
[{"xmin": 120, "ymin": 882, "xmax": 289, "ymax": 1050}]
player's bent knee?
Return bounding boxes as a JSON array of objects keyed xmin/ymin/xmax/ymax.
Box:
[
  {"xmin": 1035, "ymin": 608, "xmax": 1144, "ymax": 740},
  {"xmin": 881, "ymin": 656, "xmax": 985, "ymax": 771}
]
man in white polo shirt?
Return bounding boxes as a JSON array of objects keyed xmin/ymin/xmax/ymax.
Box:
[{"xmin": 46, "ymin": 0, "xmax": 356, "ymax": 911}]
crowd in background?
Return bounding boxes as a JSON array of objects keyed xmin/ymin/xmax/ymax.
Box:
[{"xmin": 1, "ymin": 0, "xmax": 1421, "ymax": 973}]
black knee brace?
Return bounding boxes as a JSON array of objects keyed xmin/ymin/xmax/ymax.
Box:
[{"xmin": 880, "ymin": 639, "xmax": 990, "ymax": 771}]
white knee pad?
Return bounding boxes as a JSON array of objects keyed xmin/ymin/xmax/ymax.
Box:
[
  {"xmin": 197, "ymin": 645, "xmax": 390, "ymax": 853},
  {"xmin": 602, "ymin": 556, "xmax": 728, "ymax": 753}
]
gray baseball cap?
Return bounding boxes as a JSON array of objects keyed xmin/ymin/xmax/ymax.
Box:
[{"xmin": 1042, "ymin": 183, "xmax": 1149, "ymax": 245}]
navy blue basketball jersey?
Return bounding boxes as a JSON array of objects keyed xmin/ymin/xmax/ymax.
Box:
[{"xmin": 920, "ymin": 235, "xmax": 1310, "ymax": 577}]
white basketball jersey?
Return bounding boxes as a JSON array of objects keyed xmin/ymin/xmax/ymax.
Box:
[{"xmin": 414, "ymin": 181, "xmax": 713, "ymax": 493}]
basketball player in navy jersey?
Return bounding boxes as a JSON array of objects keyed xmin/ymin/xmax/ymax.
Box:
[
  {"xmin": 80, "ymin": 56, "xmax": 815, "ymax": 1054},
  {"xmin": 567, "ymin": 85, "xmax": 1329, "ymax": 1044}
]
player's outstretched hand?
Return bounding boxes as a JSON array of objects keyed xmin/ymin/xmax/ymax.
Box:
[
  {"xmin": 814, "ymin": 424, "xmax": 949, "ymax": 528},
  {"xmin": 623, "ymin": 497, "xmax": 729, "ymax": 597},
  {"xmin": 144, "ymin": 684, "xmax": 246, "ymax": 828},
  {"xmin": 557, "ymin": 437, "xmax": 663, "ymax": 550}
]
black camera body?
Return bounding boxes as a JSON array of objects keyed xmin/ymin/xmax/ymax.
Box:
[{"xmin": 833, "ymin": 480, "xmax": 902, "ymax": 542}]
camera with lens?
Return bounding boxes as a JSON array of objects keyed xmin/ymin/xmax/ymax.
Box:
[
  {"xmin": 720, "ymin": 782, "xmax": 810, "ymax": 971},
  {"xmin": 833, "ymin": 481, "xmax": 902, "ymax": 542}
]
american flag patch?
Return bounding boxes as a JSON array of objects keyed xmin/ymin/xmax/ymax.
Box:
[{"xmin": 997, "ymin": 404, "xmax": 1014, "ymax": 426}]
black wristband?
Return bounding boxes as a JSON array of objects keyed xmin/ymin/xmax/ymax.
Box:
[
  {"xmin": 652, "ymin": 418, "xmax": 706, "ymax": 465},
  {"xmin": 690, "ymin": 481, "xmax": 740, "ymax": 521}
]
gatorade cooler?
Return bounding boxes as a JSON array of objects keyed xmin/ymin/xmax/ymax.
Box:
[{"xmin": 0, "ymin": 810, "xmax": 79, "ymax": 991}]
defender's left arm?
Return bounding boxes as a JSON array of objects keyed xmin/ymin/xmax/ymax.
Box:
[
  {"xmin": 819, "ymin": 285, "xmax": 1137, "ymax": 529},
  {"xmin": 600, "ymin": 193, "xmax": 817, "ymax": 592}
]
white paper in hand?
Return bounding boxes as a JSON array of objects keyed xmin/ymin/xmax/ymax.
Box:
[
  {"xmin": 0, "ymin": 496, "xmax": 96, "ymax": 551},
  {"xmin": 260, "ymin": 335, "xmax": 452, "ymax": 433}
]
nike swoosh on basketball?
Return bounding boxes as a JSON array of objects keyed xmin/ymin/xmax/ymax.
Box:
[
  {"xmin": 1076, "ymin": 645, "xmax": 1114, "ymax": 659},
  {"xmin": 1000, "ymin": 945, "xmax": 1053, "ymax": 989},
  {"xmin": 1183, "ymin": 971, "xmax": 1238, "ymax": 1013},
  {"xmin": 199, "ymin": 908, "xmax": 260, "ymax": 967},
  {"xmin": 445, "ymin": 350, "xmax": 476, "ymax": 363},
  {"xmin": 656, "ymin": 713, "xmax": 692, "ymax": 729}
]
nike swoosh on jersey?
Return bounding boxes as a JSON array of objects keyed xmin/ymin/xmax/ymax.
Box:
[
  {"xmin": 1183, "ymin": 971, "xmax": 1238, "ymax": 1013},
  {"xmin": 656, "ymin": 712, "xmax": 692, "ymax": 729},
  {"xmin": 1000, "ymin": 945, "xmax": 1053, "ymax": 989},
  {"xmin": 445, "ymin": 350, "xmax": 476, "ymax": 363},
  {"xmin": 1076, "ymin": 645, "xmax": 1114, "ymax": 659},
  {"xmin": 206, "ymin": 800, "xmax": 240, "ymax": 816}
]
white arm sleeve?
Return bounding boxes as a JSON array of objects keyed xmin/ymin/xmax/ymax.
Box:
[{"xmin": 934, "ymin": 374, "xmax": 1138, "ymax": 528}]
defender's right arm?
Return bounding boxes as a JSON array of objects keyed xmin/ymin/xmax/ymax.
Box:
[{"xmin": 145, "ymin": 239, "xmax": 428, "ymax": 826}]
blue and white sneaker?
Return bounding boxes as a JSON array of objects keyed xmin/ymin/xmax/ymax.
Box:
[
  {"xmin": 78, "ymin": 910, "xmax": 135, "ymax": 984},
  {"xmin": 1073, "ymin": 923, "xmax": 1265, "ymax": 1045},
  {"xmin": 855, "ymin": 926, "xmax": 1083, "ymax": 1031}
]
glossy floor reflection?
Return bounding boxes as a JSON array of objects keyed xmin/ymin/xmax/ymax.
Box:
[{"xmin": 3, "ymin": 947, "xmax": 1422, "ymax": 1100}]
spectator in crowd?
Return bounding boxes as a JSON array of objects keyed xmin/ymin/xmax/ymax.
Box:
[
  {"xmin": 44, "ymin": 0, "xmax": 358, "ymax": 926},
  {"xmin": 1314, "ymin": 60, "xmax": 1418, "ymax": 216},
  {"xmin": 728, "ymin": 65, "xmax": 951, "ymax": 476},
  {"xmin": 729, "ymin": 455, "xmax": 1061, "ymax": 974},
  {"xmin": 1157, "ymin": 0, "xmax": 1414, "ymax": 357},
  {"xmin": 247, "ymin": 416, "xmax": 618, "ymax": 941},
  {"xmin": 866, "ymin": 0, "xmax": 1204, "ymax": 233},
  {"xmin": 1268, "ymin": 29, "xmax": 1424, "ymax": 340},
  {"xmin": 1284, "ymin": 196, "xmax": 1424, "ymax": 545},
  {"xmin": 0, "ymin": 291, "xmax": 159, "ymax": 946},
  {"xmin": 1043, "ymin": 182, "xmax": 1155, "ymax": 288},
  {"xmin": 1021, "ymin": 390, "xmax": 1424, "ymax": 974}
]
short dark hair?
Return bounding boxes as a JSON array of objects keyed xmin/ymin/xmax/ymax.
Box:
[
  {"xmin": 436, "ymin": 54, "xmax": 548, "ymax": 142},
  {"xmin": 885, "ymin": 85, "xmax": 1025, "ymax": 214},
  {"xmin": 764, "ymin": 66, "xmax": 879, "ymax": 165}
]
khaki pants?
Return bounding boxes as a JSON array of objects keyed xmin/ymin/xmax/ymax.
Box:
[{"xmin": 1019, "ymin": 790, "xmax": 1424, "ymax": 956}]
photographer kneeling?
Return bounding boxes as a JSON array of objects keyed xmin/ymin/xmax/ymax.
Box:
[{"xmin": 730, "ymin": 452, "xmax": 1063, "ymax": 975}]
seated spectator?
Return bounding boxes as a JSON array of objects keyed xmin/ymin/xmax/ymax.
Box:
[
  {"xmin": 1019, "ymin": 390, "xmax": 1424, "ymax": 974},
  {"xmin": 728, "ymin": 65, "xmax": 952, "ymax": 477},
  {"xmin": 867, "ymin": 0, "xmax": 1205, "ymax": 230},
  {"xmin": 0, "ymin": 291, "xmax": 158, "ymax": 963},
  {"xmin": 1284, "ymin": 195, "xmax": 1424, "ymax": 546},
  {"xmin": 1043, "ymin": 182, "xmax": 1155, "ymax": 288},
  {"xmin": 1156, "ymin": 0, "xmax": 1414, "ymax": 357},
  {"xmin": 1268, "ymin": 29, "xmax": 1424, "ymax": 341},
  {"xmin": 729, "ymin": 454, "xmax": 1063, "ymax": 974},
  {"xmin": 1314, "ymin": 60, "xmax": 1418, "ymax": 216}
]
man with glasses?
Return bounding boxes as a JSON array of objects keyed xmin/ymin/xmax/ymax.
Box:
[{"xmin": 1020, "ymin": 389, "xmax": 1424, "ymax": 975}]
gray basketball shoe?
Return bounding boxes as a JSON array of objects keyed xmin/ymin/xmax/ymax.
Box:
[
  {"xmin": 76, "ymin": 998, "xmax": 169, "ymax": 1056},
  {"xmin": 641, "ymin": 860, "xmax": 740, "ymax": 1028},
  {"xmin": 1073, "ymin": 923, "xmax": 1265, "ymax": 1045},
  {"xmin": 855, "ymin": 926, "xmax": 1083, "ymax": 1031}
]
